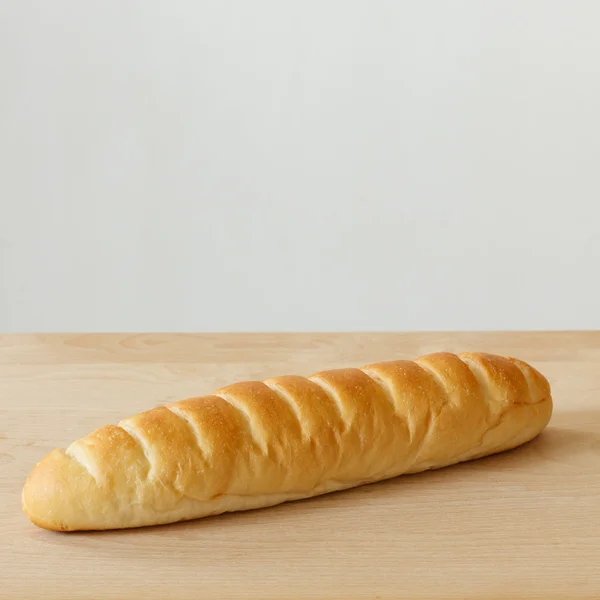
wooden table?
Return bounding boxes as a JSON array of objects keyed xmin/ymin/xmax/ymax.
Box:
[{"xmin": 1, "ymin": 332, "xmax": 599, "ymax": 599}]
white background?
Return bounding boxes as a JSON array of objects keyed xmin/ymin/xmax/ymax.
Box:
[{"xmin": 1, "ymin": 1, "xmax": 599, "ymax": 332}]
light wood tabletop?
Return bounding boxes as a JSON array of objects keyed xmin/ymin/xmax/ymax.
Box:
[{"xmin": 1, "ymin": 332, "xmax": 599, "ymax": 599}]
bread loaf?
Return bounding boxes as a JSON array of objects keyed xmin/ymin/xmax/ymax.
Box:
[{"xmin": 22, "ymin": 352, "xmax": 552, "ymax": 531}]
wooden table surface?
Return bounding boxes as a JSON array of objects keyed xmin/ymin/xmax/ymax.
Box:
[{"xmin": 1, "ymin": 332, "xmax": 599, "ymax": 599}]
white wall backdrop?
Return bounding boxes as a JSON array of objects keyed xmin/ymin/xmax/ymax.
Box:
[{"xmin": 1, "ymin": 1, "xmax": 599, "ymax": 332}]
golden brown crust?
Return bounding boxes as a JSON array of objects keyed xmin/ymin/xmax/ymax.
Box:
[{"xmin": 22, "ymin": 352, "xmax": 553, "ymax": 531}]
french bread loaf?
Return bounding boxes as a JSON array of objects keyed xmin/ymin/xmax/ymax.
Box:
[{"xmin": 22, "ymin": 352, "xmax": 552, "ymax": 531}]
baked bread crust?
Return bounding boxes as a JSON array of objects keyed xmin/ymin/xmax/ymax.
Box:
[{"xmin": 22, "ymin": 352, "xmax": 552, "ymax": 531}]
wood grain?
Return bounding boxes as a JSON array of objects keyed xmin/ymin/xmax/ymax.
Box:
[{"xmin": 1, "ymin": 332, "xmax": 599, "ymax": 599}]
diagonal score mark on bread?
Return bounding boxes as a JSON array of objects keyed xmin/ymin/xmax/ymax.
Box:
[
  {"xmin": 358, "ymin": 367, "xmax": 413, "ymax": 445},
  {"xmin": 213, "ymin": 392, "xmax": 269, "ymax": 456},
  {"xmin": 307, "ymin": 375, "xmax": 353, "ymax": 433},
  {"xmin": 64, "ymin": 445, "xmax": 101, "ymax": 484},
  {"xmin": 165, "ymin": 405, "xmax": 210, "ymax": 459},
  {"xmin": 22, "ymin": 351, "xmax": 553, "ymax": 532},
  {"xmin": 263, "ymin": 381, "xmax": 309, "ymax": 440},
  {"xmin": 118, "ymin": 420, "xmax": 154, "ymax": 474}
]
